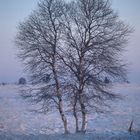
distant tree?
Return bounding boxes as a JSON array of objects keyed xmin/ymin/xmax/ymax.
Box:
[
  {"xmin": 104, "ymin": 77, "xmax": 110, "ymax": 84},
  {"xmin": 18, "ymin": 77, "xmax": 26, "ymax": 85},
  {"xmin": 126, "ymin": 80, "xmax": 130, "ymax": 84},
  {"xmin": 42, "ymin": 74, "xmax": 51, "ymax": 83},
  {"xmin": 1, "ymin": 82, "xmax": 7, "ymax": 86}
]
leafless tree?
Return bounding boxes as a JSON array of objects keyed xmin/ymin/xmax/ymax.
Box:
[
  {"xmin": 60, "ymin": 0, "xmax": 132, "ymax": 133},
  {"xmin": 16, "ymin": 0, "xmax": 69, "ymax": 134},
  {"xmin": 16, "ymin": 0, "xmax": 132, "ymax": 134}
]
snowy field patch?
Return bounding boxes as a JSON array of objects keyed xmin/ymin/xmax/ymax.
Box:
[{"xmin": 0, "ymin": 84, "xmax": 140, "ymax": 139}]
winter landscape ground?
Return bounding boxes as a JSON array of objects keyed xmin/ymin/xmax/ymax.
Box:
[{"xmin": 0, "ymin": 83, "xmax": 140, "ymax": 139}]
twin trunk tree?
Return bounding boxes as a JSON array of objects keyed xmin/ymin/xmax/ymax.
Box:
[{"xmin": 16, "ymin": 0, "xmax": 132, "ymax": 134}]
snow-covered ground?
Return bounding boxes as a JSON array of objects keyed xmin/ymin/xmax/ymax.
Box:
[{"xmin": 0, "ymin": 83, "xmax": 140, "ymax": 139}]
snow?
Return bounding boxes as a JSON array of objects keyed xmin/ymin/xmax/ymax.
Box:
[
  {"xmin": 0, "ymin": 83, "xmax": 140, "ymax": 139},
  {"xmin": 0, "ymin": 132, "xmax": 140, "ymax": 140}
]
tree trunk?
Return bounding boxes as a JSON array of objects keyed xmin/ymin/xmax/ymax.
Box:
[
  {"xmin": 81, "ymin": 111, "xmax": 88, "ymax": 133},
  {"xmin": 73, "ymin": 101, "xmax": 79, "ymax": 133},
  {"xmin": 74, "ymin": 114, "xmax": 79, "ymax": 133},
  {"xmin": 79, "ymin": 98, "xmax": 88, "ymax": 133},
  {"xmin": 58, "ymin": 101, "xmax": 69, "ymax": 134},
  {"xmin": 52, "ymin": 64, "xmax": 69, "ymax": 134}
]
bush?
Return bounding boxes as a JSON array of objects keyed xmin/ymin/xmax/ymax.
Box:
[
  {"xmin": 104, "ymin": 77, "xmax": 110, "ymax": 84},
  {"xmin": 18, "ymin": 77, "xmax": 26, "ymax": 85}
]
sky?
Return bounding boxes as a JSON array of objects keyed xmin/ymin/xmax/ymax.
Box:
[{"xmin": 0, "ymin": 0, "xmax": 140, "ymax": 83}]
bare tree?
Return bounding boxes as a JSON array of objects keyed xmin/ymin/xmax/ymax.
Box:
[
  {"xmin": 16, "ymin": 0, "xmax": 69, "ymax": 134},
  {"xmin": 60, "ymin": 0, "xmax": 132, "ymax": 133},
  {"xmin": 16, "ymin": 0, "xmax": 132, "ymax": 134}
]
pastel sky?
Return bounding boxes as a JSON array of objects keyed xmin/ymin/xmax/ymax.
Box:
[{"xmin": 0, "ymin": 0, "xmax": 140, "ymax": 83}]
